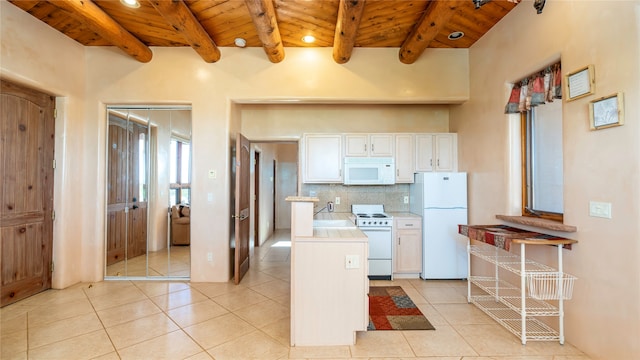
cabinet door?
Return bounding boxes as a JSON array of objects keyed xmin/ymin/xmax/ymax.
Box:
[
  {"xmin": 344, "ymin": 134, "xmax": 368, "ymax": 157},
  {"xmin": 369, "ymin": 134, "xmax": 394, "ymax": 157},
  {"xmin": 415, "ymin": 134, "xmax": 434, "ymax": 172},
  {"xmin": 395, "ymin": 229, "xmax": 422, "ymax": 273},
  {"xmin": 394, "ymin": 218, "xmax": 423, "ymax": 274},
  {"xmin": 434, "ymin": 134, "xmax": 457, "ymax": 172},
  {"xmin": 395, "ymin": 134, "xmax": 414, "ymax": 183},
  {"xmin": 304, "ymin": 134, "xmax": 342, "ymax": 183}
]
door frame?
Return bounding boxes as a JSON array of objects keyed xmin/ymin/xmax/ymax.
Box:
[{"xmin": 254, "ymin": 150, "xmax": 260, "ymax": 247}]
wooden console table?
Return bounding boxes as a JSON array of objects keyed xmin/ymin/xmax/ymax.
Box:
[{"xmin": 459, "ymin": 225, "xmax": 577, "ymax": 345}]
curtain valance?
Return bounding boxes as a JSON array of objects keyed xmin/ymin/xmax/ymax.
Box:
[{"xmin": 505, "ymin": 62, "xmax": 562, "ymax": 114}]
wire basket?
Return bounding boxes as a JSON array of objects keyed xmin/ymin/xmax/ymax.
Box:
[{"xmin": 526, "ymin": 272, "xmax": 577, "ymax": 300}]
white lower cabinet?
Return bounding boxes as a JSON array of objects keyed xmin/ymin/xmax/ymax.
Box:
[{"xmin": 393, "ymin": 217, "xmax": 422, "ymax": 275}]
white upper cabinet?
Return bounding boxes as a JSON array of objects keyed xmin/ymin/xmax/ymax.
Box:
[
  {"xmin": 415, "ymin": 133, "xmax": 458, "ymax": 172},
  {"xmin": 344, "ymin": 134, "xmax": 394, "ymax": 157},
  {"xmin": 303, "ymin": 134, "xmax": 343, "ymax": 183},
  {"xmin": 394, "ymin": 134, "xmax": 414, "ymax": 183}
]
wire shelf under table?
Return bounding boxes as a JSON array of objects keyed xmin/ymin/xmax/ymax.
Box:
[
  {"xmin": 470, "ymin": 295, "xmax": 560, "ymax": 342},
  {"xmin": 470, "ymin": 276, "xmax": 560, "ymax": 316}
]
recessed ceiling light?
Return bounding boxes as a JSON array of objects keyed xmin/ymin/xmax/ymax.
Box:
[
  {"xmin": 234, "ymin": 38, "xmax": 247, "ymax": 48},
  {"xmin": 301, "ymin": 35, "xmax": 316, "ymax": 44},
  {"xmin": 120, "ymin": 0, "xmax": 140, "ymax": 8},
  {"xmin": 448, "ymin": 31, "xmax": 465, "ymax": 40}
]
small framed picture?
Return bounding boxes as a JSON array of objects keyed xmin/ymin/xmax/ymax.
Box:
[
  {"xmin": 565, "ymin": 65, "xmax": 595, "ymax": 101},
  {"xmin": 589, "ymin": 92, "xmax": 624, "ymax": 130}
]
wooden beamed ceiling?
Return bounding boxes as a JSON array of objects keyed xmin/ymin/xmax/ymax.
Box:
[{"xmin": 9, "ymin": 0, "xmax": 519, "ymax": 64}]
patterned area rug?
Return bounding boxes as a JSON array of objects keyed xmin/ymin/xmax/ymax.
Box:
[{"xmin": 368, "ymin": 286, "xmax": 435, "ymax": 331}]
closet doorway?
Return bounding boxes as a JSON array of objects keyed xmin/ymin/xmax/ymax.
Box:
[{"xmin": 104, "ymin": 106, "xmax": 191, "ymax": 279}]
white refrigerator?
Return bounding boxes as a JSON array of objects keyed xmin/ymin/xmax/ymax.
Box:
[{"xmin": 410, "ymin": 172, "xmax": 468, "ymax": 279}]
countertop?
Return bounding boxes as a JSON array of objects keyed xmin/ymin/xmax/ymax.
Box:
[
  {"xmin": 314, "ymin": 212, "xmax": 356, "ymax": 221},
  {"xmin": 304, "ymin": 212, "xmax": 366, "ymax": 242},
  {"xmin": 388, "ymin": 211, "xmax": 421, "ymax": 218},
  {"xmin": 314, "ymin": 211, "xmax": 421, "ymax": 219},
  {"xmin": 305, "ymin": 211, "xmax": 421, "ymax": 241}
]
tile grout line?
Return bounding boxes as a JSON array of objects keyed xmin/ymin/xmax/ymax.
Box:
[
  {"xmin": 128, "ymin": 280, "xmax": 213, "ymax": 358},
  {"xmin": 82, "ymin": 282, "xmax": 121, "ymax": 359}
]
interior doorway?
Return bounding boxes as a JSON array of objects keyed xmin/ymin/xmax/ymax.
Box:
[
  {"xmin": 104, "ymin": 106, "xmax": 192, "ymax": 280},
  {"xmin": 250, "ymin": 142, "xmax": 298, "ymax": 247}
]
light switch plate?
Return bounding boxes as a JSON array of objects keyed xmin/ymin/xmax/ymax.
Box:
[
  {"xmin": 404, "ymin": 196, "xmax": 409, "ymax": 204},
  {"xmin": 589, "ymin": 201, "xmax": 612, "ymax": 219},
  {"xmin": 208, "ymin": 169, "xmax": 217, "ymax": 179},
  {"xmin": 335, "ymin": 197, "xmax": 341, "ymax": 205}
]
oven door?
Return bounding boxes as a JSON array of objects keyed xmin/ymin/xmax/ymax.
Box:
[{"xmin": 360, "ymin": 227, "xmax": 392, "ymax": 277}]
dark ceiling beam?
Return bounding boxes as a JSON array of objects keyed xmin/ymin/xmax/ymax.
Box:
[
  {"xmin": 244, "ymin": 0, "xmax": 285, "ymax": 63},
  {"xmin": 148, "ymin": 0, "xmax": 221, "ymax": 63},
  {"xmin": 332, "ymin": 0, "xmax": 366, "ymax": 64},
  {"xmin": 49, "ymin": 0, "xmax": 152, "ymax": 63},
  {"xmin": 398, "ymin": 0, "xmax": 459, "ymax": 64}
]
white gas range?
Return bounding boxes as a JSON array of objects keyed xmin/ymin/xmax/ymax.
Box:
[{"xmin": 352, "ymin": 204, "xmax": 393, "ymax": 280}]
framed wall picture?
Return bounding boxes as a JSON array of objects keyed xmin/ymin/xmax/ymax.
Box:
[
  {"xmin": 565, "ymin": 65, "xmax": 595, "ymax": 101},
  {"xmin": 589, "ymin": 92, "xmax": 624, "ymax": 130}
]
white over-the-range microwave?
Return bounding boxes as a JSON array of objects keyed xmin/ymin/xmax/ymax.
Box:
[{"xmin": 343, "ymin": 157, "xmax": 395, "ymax": 185}]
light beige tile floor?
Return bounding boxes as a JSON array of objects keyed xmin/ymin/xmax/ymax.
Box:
[{"xmin": 0, "ymin": 230, "xmax": 592, "ymax": 360}]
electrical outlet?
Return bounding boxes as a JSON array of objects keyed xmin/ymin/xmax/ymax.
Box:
[
  {"xmin": 207, "ymin": 252, "xmax": 213, "ymax": 261},
  {"xmin": 404, "ymin": 196, "xmax": 409, "ymax": 204},
  {"xmin": 335, "ymin": 197, "xmax": 341, "ymax": 205},
  {"xmin": 589, "ymin": 201, "xmax": 612, "ymax": 219},
  {"xmin": 345, "ymin": 255, "xmax": 360, "ymax": 269}
]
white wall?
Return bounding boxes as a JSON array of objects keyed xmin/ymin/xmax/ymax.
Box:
[
  {"xmin": 276, "ymin": 143, "xmax": 298, "ymax": 229},
  {"xmin": 1, "ymin": 2, "xmax": 87, "ymax": 289},
  {"xmin": 451, "ymin": 1, "xmax": 640, "ymax": 358}
]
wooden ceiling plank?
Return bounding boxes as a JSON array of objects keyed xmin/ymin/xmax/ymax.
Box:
[
  {"xmin": 399, "ymin": 0, "xmax": 459, "ymax": 64},
  {"xmin": 149, "ymin": 0, "xmax": 221, "ymax": 63},
  {"xmin": 333, "ymin": 0, "xmax": 366, "ymax": 64},
  {"xmin": 8, "ymin": 0, "xmax": 42, "ymax": 12},
  {"xmin": 190, "ymin": 0, "xmax": 247, "ymax": 22},
  {"xmin": 244, "ymin": 0, "xmax": 285, "ymax": 63},
  {"xmin": 48, "ymin": 0, "xmax": 152, "ymax": 62}
]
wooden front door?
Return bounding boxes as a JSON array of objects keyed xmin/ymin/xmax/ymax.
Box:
[
  {"xmin": 0, "ymin": 80, "xmax": 55, "ymax": 307},
  {"xmin": 234, "ymin": 133, "xmax": 251, "ymax": 284},
  {"xmin": 106, "ymin": 115, "xmax": 148, "ymax": 270}
]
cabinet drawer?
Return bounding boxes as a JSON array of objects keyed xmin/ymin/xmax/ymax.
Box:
[{"xmin": 395, "ymin": 219, "xmax": 422, "ymax": 229}]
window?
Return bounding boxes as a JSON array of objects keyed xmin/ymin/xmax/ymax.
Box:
[
  {"xmin": 521, "ymin": 100, "xmax": 563, "ymax": 221},
  {"xmin": 170, "ymin": 138, "xmax": 191, "ymax": 206}
]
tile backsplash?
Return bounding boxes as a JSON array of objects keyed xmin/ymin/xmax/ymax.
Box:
[{"xmin": 302, "ymin": 184, "xmax": 410, "ymax": 213}]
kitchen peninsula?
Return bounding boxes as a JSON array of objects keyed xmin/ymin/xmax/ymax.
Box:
[{"xmin": 286, "ymin": 196, "xmax": 369, "ymax": 346}]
